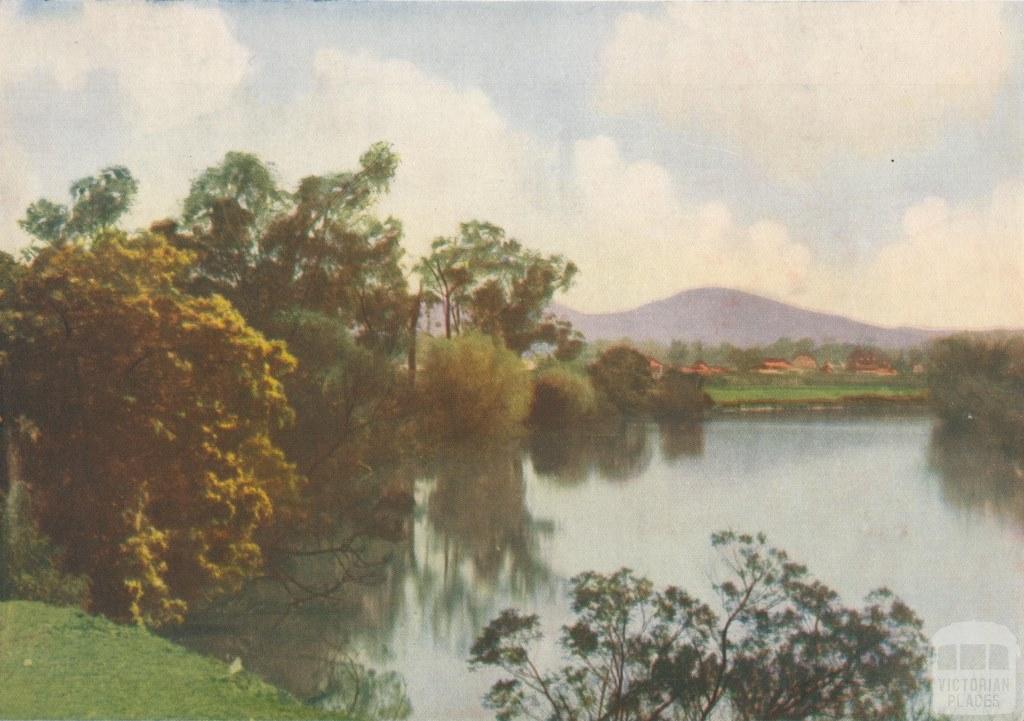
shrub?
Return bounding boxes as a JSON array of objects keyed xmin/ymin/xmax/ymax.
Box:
[
  {"xmin": 417, "ymin": 333, "xmax": 530, "ymax": 442},
  {"xmin": 0, "ymin": 479, "xmax": 89, "ymax": 608},
  {"xmin": 928, "ymin": 334, "xmax": 1024, "ymax": 454},
  {"xmin": 528, "ymin": 367, "xmax": 597, "ymax": 429},
  {"xmin": 649, "ymin": 368, "xmax": 709, "ymax": 418},
  {"xmin": 587, "ymin": 346, "xmax": 654, "ymax": 416}
]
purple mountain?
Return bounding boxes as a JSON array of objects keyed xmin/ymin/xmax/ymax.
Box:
[{"xmin": 552, "ymin": 287, "xmax": 940, "ymax": 348}]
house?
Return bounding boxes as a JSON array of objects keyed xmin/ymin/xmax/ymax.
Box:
[
  {"xmin": 846, "ymin": 349, "xmax": 895, "ymax": 375},
  {"xmin": 791, "ymin": 354, "xmax": 818, "ymax": 371},
  {"xmin": 681, "ymin": 360, "xmax": 727, "ymax": 377},
  {"xmin": 648, "ymin": 357, "xmax": 665, "ymax": 380},
  {"xmin": 820, "ymin": 361, "xmax": 835, "ymax": 374},
  {"xmin": 756, "ymin": 358, "xmax": 796, "ymax": 374}
]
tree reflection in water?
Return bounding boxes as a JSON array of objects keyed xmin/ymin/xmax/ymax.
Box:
[
  {"xmin": 170, "ymin": 439, "xmax": 560, "ymax": 712},
  {"xmin": 171, "ymin": 424, "xmax": 708, "ymax": 714},
  {"xmin": 528, "ymin": 421, "xmax": 704, "ymax": 485},
  {"xmin": 929, "ymin": 426, "xmax": 1024, "ymax": 530}
]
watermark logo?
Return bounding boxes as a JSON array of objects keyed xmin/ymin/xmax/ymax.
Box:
[{"xmin": 931, "ymin": 621, "xmax": 1019, "ymax": 716}]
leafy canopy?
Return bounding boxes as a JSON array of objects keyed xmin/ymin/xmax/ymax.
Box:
[
  {"xmin": 470, "ymin": 532, "xmax": 927, "ymax": 721},
  {"xmin": 20, "ymin": 166, "xmax": 138, "ymax": 246},
  {"xmin": 0, "ymin": 231, "xmax": 299, "ymax": 625}
]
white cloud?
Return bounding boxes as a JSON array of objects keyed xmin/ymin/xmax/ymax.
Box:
[
  {"xmin": 557, "ymin": 136, "xmax": 814, "ymax": 312},
  {"xmin": 0, "ymin": 1, "xmax": 251, "ymax": 246},
  {"xmin": 598, "ymin": 4, "xmax": 1013, "ymax": 177},
  {"xmin": 0, "ymin": 1, "xmax": 251, "ymax": 132},
  {"xmin": 850, "ymin": 183, "xmax": 1024, "ymax": 329}
]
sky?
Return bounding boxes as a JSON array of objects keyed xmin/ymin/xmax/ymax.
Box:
[{"xmin": 1, "ymin": 1, "xmax": 1022, "ymax": 329}]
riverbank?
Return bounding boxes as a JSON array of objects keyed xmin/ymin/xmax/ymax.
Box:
[{"xmin": 0, "ymin": 601, "xmax": 336, "ymax": 720}]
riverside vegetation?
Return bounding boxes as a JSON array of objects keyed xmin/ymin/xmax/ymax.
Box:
[{"xmin": 0, "ymin": 144, "xmax": 1008, "ymax": 720}]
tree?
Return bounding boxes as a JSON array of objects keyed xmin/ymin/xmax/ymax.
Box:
[
  {"xmin": 667, "ymin": 340, "xmax": 689, "ymax": 366},
  {"xmin": 169, "ymin": 147, "xmax": 418, "ymax": 597},
  {"xmin": 20, "ymin": 166, "xmax": 138, "ymax": 246},
  {"xmin": 927, "ymin": 334, "xmax": 1024, "ymax": 454},
  {"xmin": 649, "ymin": 369, "xmax": 708, "ymax": 419},
  {"xmin": 528, "ymin": 367, "xmax": 597, "ymax": 429},
  {"xmin": 174, "ymin": 144, "xmax": 409, "ymax": 355},
  {"xmin": 0, "ymin": 231, "xmax": 299, "ymax": 625},
  {"xmin": 588, "ymin": 346, "xmax": 654, "ymax": 416},
  {"xmin": 417, "ymin": 333, "xmax": 530, "ymax": 442},
  {"xmin": 470, "ymin": 532, "xmax": 927, "ymax": 721},
  {"xmin": 725, "ymin": 345, "xmax": 764, "ymax": 372},
  {"xmin": 416, "ymin": 221, "xmax": 578, "ymax": 354}
]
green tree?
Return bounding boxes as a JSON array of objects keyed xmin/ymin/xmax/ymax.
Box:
[
  {"xmin": 20, "ymin": 166, "xmax": 138, "ymax": 246},
  {"xmin": 0, "ymin": 231, "xmax": 299, "ymax": 625},
  {"xmin": 726, "ymin": 345, "xmax": 764, "ymax": 372},
  {"xmin": 588, "ymin": 346, "xmax": 654, "ymax": 416},
  {"xmin": 470, "ymin": 532, "xmax": 927, "ymax": 721},
  {"xmin": 418, "ymin": 333, "xmax": 530, "ymax": 442},
  {"xmin": 667, "ymin": 340, "xmax": 689, "ymax": 366},
  {"xmin": 416, "ymin": 221, "xmax": 578, "ymax": 354},
  {"xmin": 528, "ymin": 366, "xmax": 597, "ymax": 429},
  {"xmin": 649, "ymin": 368, "xmax": 708, "ymax": 418},
  {"xmin": 170, "ymin": 147, "xmax": 418, "ymax": 593},
  {"xmin": 175, "ymin": 144, "xmax": 408, "ymax": 354},
  {"xmin": 927, "ymin": 334, "xmax": 1024, "ymax": 454}
]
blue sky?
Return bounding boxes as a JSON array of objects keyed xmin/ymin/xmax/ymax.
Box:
[{"xmin": 1, "ymin": 1, "xmax": 1022, "ymax": 327}]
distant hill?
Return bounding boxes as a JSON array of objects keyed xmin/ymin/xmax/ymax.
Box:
[{"xmin": 552, "ymin": 287, "xmax": 941, "ymax": 348}]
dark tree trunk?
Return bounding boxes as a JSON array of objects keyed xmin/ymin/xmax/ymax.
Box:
[{"xmin": 407, "ymin": 290, "xmax": 422, "ymax": 390}]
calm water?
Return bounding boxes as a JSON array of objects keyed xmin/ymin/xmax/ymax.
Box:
[{"xmin": 176, "ymin": 415, "xmax": 1024, "ymax": 720}]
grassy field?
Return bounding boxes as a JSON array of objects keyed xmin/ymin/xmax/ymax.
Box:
[
  {"xmin": 0, "ymin": 601, "xmax": 337, "ymax": 720},
  {"xmin": 705, "ymin": 373, "xmax": 928, "ymax": 408}
]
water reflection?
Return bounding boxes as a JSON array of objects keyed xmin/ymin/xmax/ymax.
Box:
[
  {"xmin": 170, "ymin": 418, "xmax": 1024, "ymax": 721},
  {"xmin": 929, "ymin": 426, "xmax": 1024, "ymax": 530}
]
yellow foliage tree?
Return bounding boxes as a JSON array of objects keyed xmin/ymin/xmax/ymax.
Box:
[{"xmin": 0, "ymin": 231, "xmax": 299, "ymax": 625}]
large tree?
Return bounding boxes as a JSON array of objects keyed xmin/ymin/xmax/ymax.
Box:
[
  {"xmin": 167, "ymin": 146, "xmax": 417, "ymax": 594},
  {"xmin": 416, "ymin": 221, "xmax": 580, "ymax": 357},
  {"xmin": 0, "ymin": 231, "xmax": 299, "ymax": 625},
  {"xmin": 173, "ymin": 145, "xmax": 409, "ymax": 355}
]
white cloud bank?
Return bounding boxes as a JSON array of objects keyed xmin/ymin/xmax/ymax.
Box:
[
  {"xmin": 1, "ymin": 3, "xmax": 1022, "ymax": 329},
  {"xmin": 598, "ymin": 4, "xmax": 1014, "ymax": 178}
]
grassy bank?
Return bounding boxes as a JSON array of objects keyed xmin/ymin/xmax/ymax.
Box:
[
  {"xmin": 705, "ymin": 373, "xmax": 928, "ymax": 409},
  {"xmin": 0, "ymin": 601, "xmax": 335, "ymax": 720}
]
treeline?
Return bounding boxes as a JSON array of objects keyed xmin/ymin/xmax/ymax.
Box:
[
  {"xmin": 928, "ymin": 333, "xmax": 1024, "ymax": 457},
  {"xmin": 593, "ymin": 336, "xmax": 928, "ymax": 372},
  {"xmin": 0, "ymin": 145, "xmax": 589, "ymax": 627}
]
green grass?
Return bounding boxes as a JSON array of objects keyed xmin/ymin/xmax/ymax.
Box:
[
  {"xmin": 706, "ymin": 375, "xmax": 927, "ymax": 407},
  {"xmin": 0, "ymin": 601, "xmax": 339, "ymax": 720}
]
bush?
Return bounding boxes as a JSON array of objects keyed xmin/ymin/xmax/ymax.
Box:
[
  {"xmin": 649, "ymin": 368, "xmax": 709, "ymax": 418},
  {"xmin": 417, "ymin": 333, "xmax": 530, "ymax": 442},
  {"xmin": 928, "ymin": 335, "xmax": 1024, "ymax": 454},
  {"xmin": 0, "ymin": 480, "xmax": 89, "ymax": 608},
  {"xmin": 587, "ymin": 346, "xmax": 654, "ymax": 416},
  {"xmin": 528, "ymin": 367, "xmax": 597, "ymax": 429}
]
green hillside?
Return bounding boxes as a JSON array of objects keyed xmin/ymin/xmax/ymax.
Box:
[{"xmin": 0, "ymin": 601, "xmax": 336, "ymax": 720}]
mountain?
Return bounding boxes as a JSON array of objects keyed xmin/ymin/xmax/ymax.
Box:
[{"xmin": 552, "ymin": 287, "xmax": 941, "ymax": 348}]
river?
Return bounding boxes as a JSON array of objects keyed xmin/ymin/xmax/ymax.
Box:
[{"xmin": 174, "ymin": 413, "xmax": 1024, "ymax": 720}]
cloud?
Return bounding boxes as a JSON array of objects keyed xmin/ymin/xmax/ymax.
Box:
[
  {"xmin": 851, "ymin": 183, "xmax": 1024, "ymax": 329},
  {"xmin": 598, "ymin": 4, "xmax": 1014, "ymax": 177},
  {"xmin": 556, "ymin": 137, "xmax": 815, "ymax": 312},
  {"xmin": 0, "ymin": 1, "xmax": 251, "ymax": 246},
  {"xmin": 1, "ymin": 3, "xmax": 1021, "ymax": 330},
  {"xmin": 0, "ymin": 2, "xmax": 251, "ymax": 132}
]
